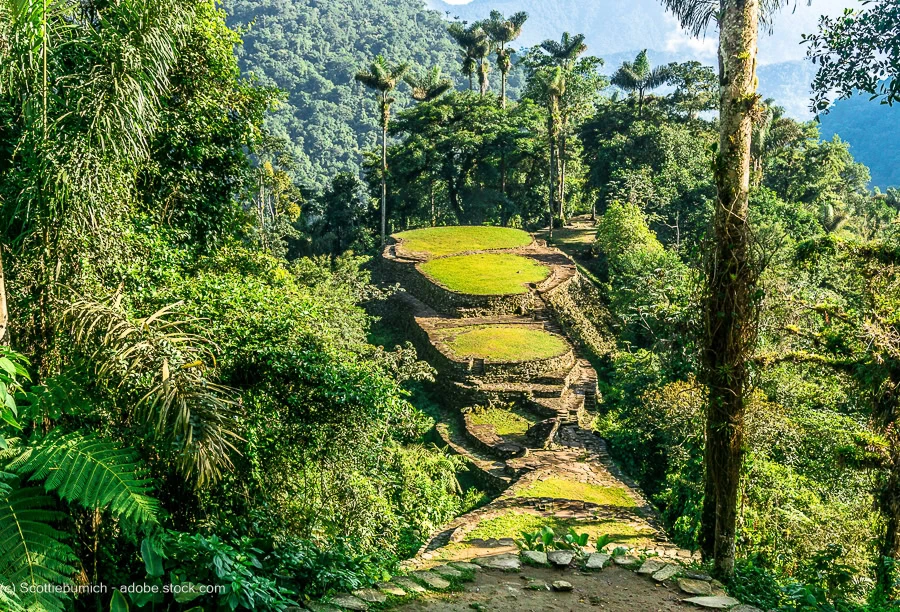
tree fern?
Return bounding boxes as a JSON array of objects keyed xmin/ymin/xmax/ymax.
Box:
[
  {"xmin": 0, "ymin": 486, "xmax": 77, "ymax": 612},
  {"xmin": 8, "ymin": 430, "xmax": 159, "ymax": 525}
]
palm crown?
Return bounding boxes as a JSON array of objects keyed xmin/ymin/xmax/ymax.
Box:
[
  {"xmin": 404, "ymin": 66, "xmax": 453, "ymax": 103},
  {"xmin": 611, "ymin": 50, "xmax": 672, "ymax": 116},
  {"xmin": 540, "ymin": 32, "xmax": 588, "ymax": 68}
]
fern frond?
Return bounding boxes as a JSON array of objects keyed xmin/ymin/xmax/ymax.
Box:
[
  {"xmin": 9, "ymin": 431, "xmax": 159, "ymax": 525},
  {"xmin": 0, "ymin": 487, "xmax": 77, "ymax": 612}
]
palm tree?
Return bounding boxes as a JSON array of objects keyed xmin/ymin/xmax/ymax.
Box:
[
  {"xmin": 485, "ymin": 10, "xmax": 528, "ymax": 108},
  {"xmin": 539, "ymin": 32, "xmax": 588, "ymax": 222},
  {"xmin": 538, "ymin": 66, "xmax": 566, "ymax": 243},
  {"xmin": 355, "ymin": 56, "xmax": 410, "ymax": 246},
  {"xmin": 611, "ymin": 50, "xmax": 671, "ymax": 118},
  {"xmin": 660, "ymin": 0, "xmax": 792, "ymax": 578},
  {"xmin": 405, "ymin": 66, "xmax": 453, "ymax": 102},
  {"xmin": 540, "ymin": 32, "xmax": 587, "ymax": 70},
  {"xmin": 449, "ymin": 22, "xmax": 491, "ymax": 97}
]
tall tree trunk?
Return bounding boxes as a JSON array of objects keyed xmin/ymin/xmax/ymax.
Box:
[
  {"xmin": 381, "ymin": 116, "xmax": 388, "ymax": 246},
  {"xmin": 559, "ymin": 132, "xmax": 567, "ymax": 224},
  {"xmin": 0, "ymin": 248, "xmax": 9, "ymax": 346},
  {"xmin": 549, "ymin": 116, "xmax": 557, "ymax": 243},
  {"xmin": 430, "ymin": 177, "xmax": 436, "ymax": 227},
  {"xmin": 702, "ymin": 0, "xmax": 761, "ymax": 578},
  {"xmin": 501, "ymin": 64, "xmax": 507, "ymax": 109}
]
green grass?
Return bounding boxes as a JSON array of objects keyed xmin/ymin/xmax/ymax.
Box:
[
  {"xmin": 463, "ymin": 511, "xmax": 653, "ymax": 544},
  {"xmin": 514, "ymin": 478, "xmax": 638, "ymax": 507},
  {"xmin": 468, "ymin": 407, "xmax": 535, "ymax": 436},
  {"xmin": 420, "ymin": 254, "xmax": 550, "ymax": 295},
  {"xmin": 441, "ymin": 325, "xmax": 568, "ymax": 361},
  {"xmin": 395, "ymin": 226, "xmax": 533, "ymax": 257}
]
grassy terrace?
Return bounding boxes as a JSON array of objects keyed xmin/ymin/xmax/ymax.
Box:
[
  {"xmin": 463, "ymin": 511, "xmax": 654, "ymax": 546},
  {"xmin": 468, "ymin": 406, "xmax": 536, "ymax": 436},
  {"xmin": 441, "ymin": 325, "xmax": 568, "ymax": 361},
  {"xmin": 420, "ymin": 253, "xmax": 550, "ymax": 295},
  {"xmin": 515, "ymin": 478, "xmax": 637, "ymax": 507},
  {"xmin": 394, "ymin": 226, "xmax": 533, "ymax": 257}
]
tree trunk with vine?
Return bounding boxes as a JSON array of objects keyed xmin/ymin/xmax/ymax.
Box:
[{"xmin": 702, "ymin": 0, "xmax": 761, "ymax": 578}]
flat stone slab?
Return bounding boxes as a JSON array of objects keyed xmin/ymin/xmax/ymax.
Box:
[
  {"xmin": 375, "ymin": 582, "xmax": 405, "ymax": 596},
  {"xmin": 411, "ymin": 571, "xmax": 451, "ymax": 590},
  {"xmin": 547, "ymin": 550, "xmax": 575, "ymax": 567},
  {"xmin": 431, "ymin": 565, "xmax": 463, "ymax": 579},
  {"xmin": 684, "ymin": 571, "xmax": 713, "ymax": 581},
  {"xmin": 351, "ymin": 589, "xmax": 386, "ymax": 603},
  {"xmin": 551, "ymin": 580, "xmax": 574, "ymax": 592},
  {"xmin": 683, "ymin": 596, "xmax": 742, "ymax": 609},
  {"xmin": 678, "ymin": 578, "xmax": 713, "ymax": 596},
  {"xmin": 585, "ymin": 553, "xmax": 610, "ymax": 570},
  {"xmin": 521, "ymin": 550, "xmax": 549, "ymax": 566},
  {"xmin": 613, "ymin": 555, "xmax": 641, "ymax": 567},
  {"xmin": 306, "ymin": 604, "xmax": 341, "ymax": 612},
  {"xmin": 731, "ymin": 606, "xmax": 763, "ymax": 612},
  {"xmin": 329, "ymin": 594, "xmax": 368, "ymax": 611},
  {"xmin": 652, "ymin": 563, "xmax": 681, "ymax": 582},
  {"xmin": 637, "ymin": 559, "xmax": 668, "ymax": 575},
  {"xmin": 391, "ymin": 577, "xmax": 426, "ymax": 594},
  {"xmin": 475, "ymin": 554, "xmax": 521, "ymax": 571},
  {"xmin": 448, "ymin": 561, "xmax": 480, "ymax": 572}
]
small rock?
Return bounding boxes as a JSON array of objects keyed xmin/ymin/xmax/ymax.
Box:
[
  {"xmin": 352, "ymin": 589, "xmax": 386, "ymax": 603},
  {"xmin": 584, "ymin": 553, "xmax": 610, "ymax": 570},
  {"xmin": 613, "ymin": 555, "xmax": 641, "ymax": 567},
  {"xmin": 678, "ymin": 578, "xmax": 713, "ymax": 596},
  {"xmin": 329, "ymin": 594, "xmax": 369, "ymax": 611},
  {"xmin": 306, "ymin": 604, "xmax": 340, "ymax": 612},
  {"xmin": 684, "ymin": 571, "xmax": 713, "ymax": 581},
  {"xmin": 525, "ymin": 580, "xmax": 549, "ymax": 591},
  {"xmin": 475, "ymin": 554, "xmax": 521, "ymax": 571},
  {"xmin": 547, "ymin": 550, "xmax": 575, "ymax": 567},
  {"xmin": 652, "ymin": 564, "xmax": 681, "ymax": 582},
  {"xmin": 637, "ymin": 559, "xmax": 668, "ymax": 575},
  {"xmin": 391, "ymin": 577, "xmax": 426, "ymax": 594},
  {"xmin": 520, "ymin": 550, "xmax": 549, "ymax": 566},
  {"xmin": 449, "ymin": 561, "xmax": 480, "ymax": 572},
  {"xmin": 551, "ymin": 580, "xmax": 574, "ymax": 592},
  {"xmin": 411, "ymin": 571, "xmax": 451, "ymax": 590},
  {"xmin": 432, "ymin": 565, "xmax": 463, "ymax": 579},
  {"xmin": 375, "ymin": 582, "xmax": 405, "ymax": 596},
  {"xmin": 731, "ymin": 606, "xmax": 763, "ymax": 612},
  {"xmin": 683, "ymin": 595, "xmax": 742, "ymax": 609}
]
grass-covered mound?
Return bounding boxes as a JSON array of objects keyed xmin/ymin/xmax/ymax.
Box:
[
  {"xmin": 515, "ymin": 478, "xmax": 637, "ymax": 507},
  {"xmin": 468, "ymin": 406, "xmax": 536, "ymax": 436},
  {"xmin": 395, "ymin": 226, "xmax": 533, "ymax": 257},
  {"xmin": 442, "ymin": 325, "xmax": 568, "ymax": 361},
  {"xmin": 463, "ymin": 511, "xmax": 654, "ymax": 545},
  {"xmin": 420, "ymin": 253, "xmax": 550, "ymax": 295}
]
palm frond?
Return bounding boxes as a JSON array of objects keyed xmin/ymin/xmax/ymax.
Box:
[
  {"xmin": 659, "ymin": 0, "xmax": 799, "ymax": 37},
  {"xmin": 62, "ymin": 296, "xmax": 241, "ymax": 489},
  {"xmin": 0, "ymin": 486, "xmax": 76, "ymax": 612},
  {"xmin": 9, "ymin": 430, "xmax": 159, "ymax": 525}
]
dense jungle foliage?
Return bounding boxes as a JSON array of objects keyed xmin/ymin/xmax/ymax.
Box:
[{"xmin": 0, "ymin": 0, "xmax": 899, "ymax": 610}]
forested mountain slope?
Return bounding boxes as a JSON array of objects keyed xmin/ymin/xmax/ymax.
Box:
[
  {"xmin": 819, "ymin": 91, "xmax": 900, "ymax": 189},
  {"xmin": 225, "ymin": 0, "xmax": 467, "ymax": 189}
]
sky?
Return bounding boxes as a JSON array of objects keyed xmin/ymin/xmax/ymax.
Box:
[{"xmin": 431, "ymin": 0, "xmax": 854, "ymax": 65}]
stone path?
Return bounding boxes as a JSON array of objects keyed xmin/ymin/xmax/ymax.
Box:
[{"xmin": 307, "ymin": 227, "xmax": 757, "ymax": 611}]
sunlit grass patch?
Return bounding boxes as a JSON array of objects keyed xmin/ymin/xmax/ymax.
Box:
[
  {"xmin": 395, "ymin": 226, "xmax": 533, "ymax": 257},
  {"xmin": 420, "ymin": 253, "xmax": 550, "ymax": 295},
  {"xmin": 468, "ymin": 407, "xmax": 535, "ymax": 436},
  {"xmin": 515, "ymin": 478, "xmax": 637, "ymax": 507},
  {"xmin": 464, "ymin": 511, "xmax": 653, "ymax": 545},
  {"xmin": 441, "ymin": 325, "xmax": 568, "ymax": 361}
]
